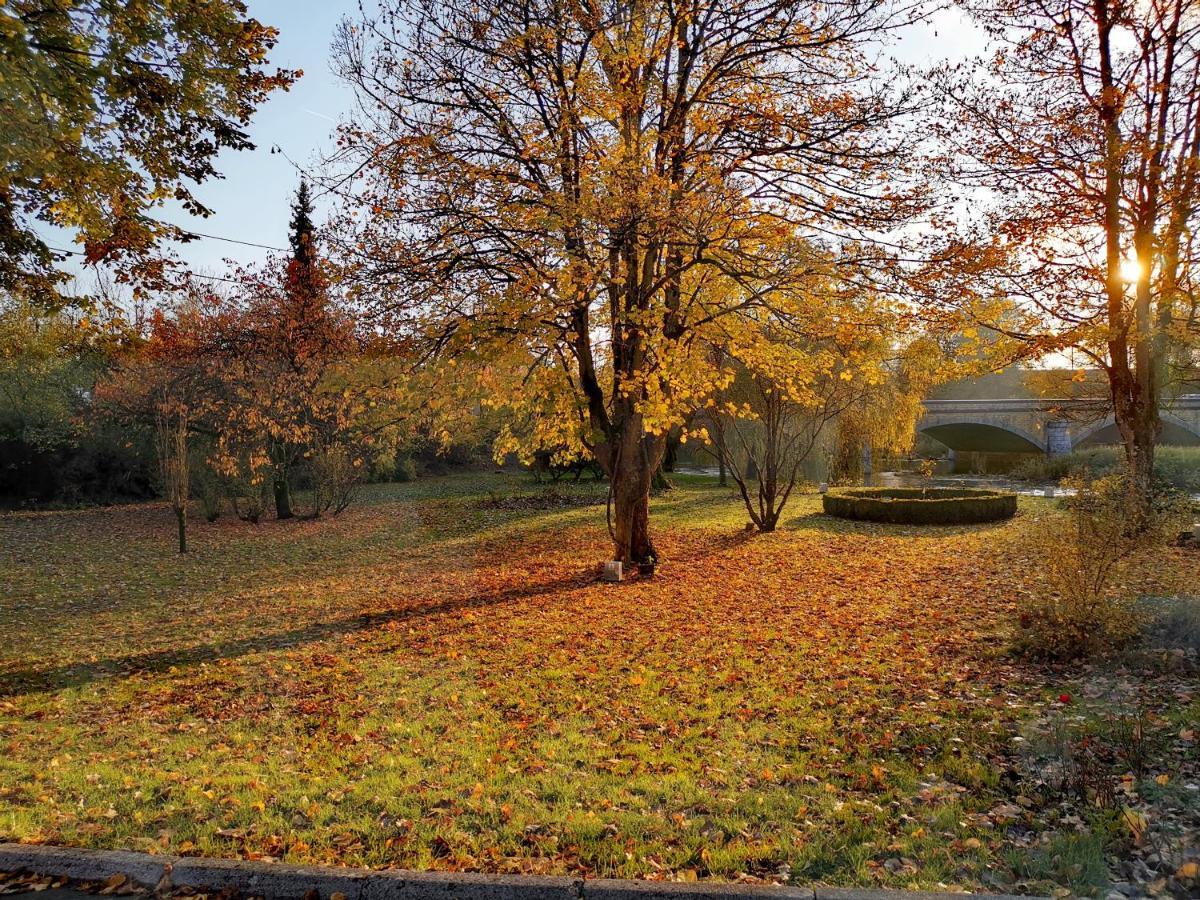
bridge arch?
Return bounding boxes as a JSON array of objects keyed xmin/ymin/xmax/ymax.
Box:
[
  {"xmin": 918, "ymin": 421, "xmax": 1045, "ymax": 454},
  {"xmin": 1073, "ymin": 412, "xmax": 1200, "ymax": 448}
]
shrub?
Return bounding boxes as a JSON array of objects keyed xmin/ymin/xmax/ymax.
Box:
[
  {"xmin": 1016, "ymin": 472, "xmax": 1190, "ymax": 659},
  {"xmin": 1137, "ymin": 596, "xmax": 1200, "ymax": 654},
  {"xmin": 393, "ymin": 454, "xmax": 418, "ymax": 482},
  {"xmin": 190, "ymin": 455, "xmax": 225, "ymax": 522},
  {"xmin": 1010, "ymin": 447, "xmax": 1120, "ymax": 482},
  {"xmin": 230, "ymin": 472, "xmax": 272, "ymax": 524},
  {"xmin": 823, "ymin": 486, "xmax": 1017, "ymax": 524},
  {"xmin": 308, "ymin": 444, "xmax": 361, "ymax": 517}
]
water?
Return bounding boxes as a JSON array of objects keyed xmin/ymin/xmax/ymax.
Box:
[
  {"xmin": 872, "ymin": 471, "xmax": 1076, "ymax": 497},
  {"xmin": 673, "ymin": 465, "xmax": 1075, "ymax": 497},
  {"xmin": 678, "ymin": 465, "xmax": 1200, "ymax": 500}
]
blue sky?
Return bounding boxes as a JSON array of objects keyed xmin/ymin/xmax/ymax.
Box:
[{"xmin": 156, "ymin": 0, "xmax": 358, "ymax": 273}]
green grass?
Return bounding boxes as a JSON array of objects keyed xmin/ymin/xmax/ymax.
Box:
[{"xmin": 0, "ymin": 474, "xmax": 1194, "ymax": 892}]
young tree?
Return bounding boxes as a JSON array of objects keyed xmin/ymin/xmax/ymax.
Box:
[
  {"xmin": 933, "ymin": 0, "xmax": 1200, "ymax": 503},
  {"xmin": 156, "ymin": 409, "xmax": 190, "ymax": 554},
  {"xmin": 1, "ymin": 1, "xmax": 297, "ymax": 303},
  {"xmin": 708, "ymin": 364, "xmax": 856, "ymax": 533},
  {"xmin": 331, "ymin": 0, "xmax": 930, "ymax": 566},
  {"xmin": 708, "ymin": 311, "xmax": 948, "ymax": 530}
]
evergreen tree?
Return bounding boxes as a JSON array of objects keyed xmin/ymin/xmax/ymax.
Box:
[{"xmin": 271, "ymin": 179, "xmax": 322, "ymax": 520}]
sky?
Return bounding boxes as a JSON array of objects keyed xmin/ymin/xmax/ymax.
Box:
[
  {"xmin": 154, "ymin": 0, "xmax": 359, "ymax": 273},
  {"xmin": 54, "ymin": 2, "xmax": 988, "ymax": 284}
]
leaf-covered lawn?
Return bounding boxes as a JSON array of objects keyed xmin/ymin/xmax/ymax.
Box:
[{"xmin": 0, "ymin": 476, "xmax": 1195, "ymax": 893}]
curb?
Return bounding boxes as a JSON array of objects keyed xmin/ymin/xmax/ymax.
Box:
[{"xmin": 0, "ymin": 845, "xmax": 1038, "ymax": 900}]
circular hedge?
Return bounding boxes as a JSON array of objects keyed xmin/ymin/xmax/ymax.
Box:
[{"xmin": 822, "ymin": 486, "xmax": 1018, "ymax": 525}]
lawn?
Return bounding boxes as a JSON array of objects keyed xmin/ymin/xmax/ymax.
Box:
[{"xmin": 1, "ymin": 475, "xmax": 1196, "ymax": 894}]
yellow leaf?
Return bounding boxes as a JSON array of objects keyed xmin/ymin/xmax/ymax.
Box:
[{"xmin": 1121, "ymin": 807, "xmax": 1148, "ymax": 845}]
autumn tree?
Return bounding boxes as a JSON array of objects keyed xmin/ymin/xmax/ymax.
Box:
[
  {"xmin": 705, "ymin": 275, "xmax": 924, "ymax": 531},
  {"xmin": 156, "ymin": 408, "xmax": 190, "ymax": 553},
  {"xmin": 96, "ymin": 290, "xmax": 225, "ymax": 548},
  {"xmin": 0, "ymin": 0, "xmax": 296, "ymax": 302},
  {"xmin": 331, "ymin": 0, "xmax": 932, "ymax": 566},
  {"xmin": 932, "ymin": 0, "xmax": 1200, "ymax": 503}
]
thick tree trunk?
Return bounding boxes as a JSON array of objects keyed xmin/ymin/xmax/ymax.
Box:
[
  {"xmin": 602, "ymin": 426, "xmax": 665, "ymax": 567},
  {"xmin": 718, "ymin": 454, "xmax": 727, "ymax": 487},
  {"xmin": 612, "ymin": 472, "xmax": 656, "ymax": 566},
  {"xmin": 272, "ymin": 440, "xmax": 294, "ymax": 520},
  {"xmin": 175, "ymin": 507, "xmax": 187, "ymax": 554},
  {"xmin": 273, "ymin": 475, "xmax": 293, "ymax": 520}
]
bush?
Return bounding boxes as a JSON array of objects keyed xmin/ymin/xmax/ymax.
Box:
[
  {"xmin": 393, "ymin": 454, "xmax": 417, "ymax": 482},
  {"xmin": 823, "ymin": 486, "xmax": 1017, "ymax": 524},
  {"xmin": 308, "ymin": 444, "xmax": 361, "ymax": 517},
  {"xmin": 1137, "ymin": 596, "xmax": 1200, "ymax": 654},
  {"xmin": 1010, "ymin": 447, "xmax": 1120, "ymax": 482},
  {"xmin": 1016, "ymin": 472, "xmax": 1190, "ymax": 659},
  {"xmin": 190, "ymin": 455, "xmax": 225, "ymax": 522},
  {"xmin": 230, "ymin": 472, "xmax": 271, "ymax": 523}
]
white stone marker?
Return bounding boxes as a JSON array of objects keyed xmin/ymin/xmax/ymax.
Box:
[
  {"xmin": 1044, "ymin": 486, "xmax": 1056, "ymax": 498},
  {"xmin": 818, "ymin": 482, "xmax": 829, "ymax": 494},
  {"xmin": 601, "ymin": 560, "xmax": 623, "ymax": 583}
]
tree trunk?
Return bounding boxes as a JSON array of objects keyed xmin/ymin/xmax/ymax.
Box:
[
  {"xmin": 175, "ymin": 507, "xmax": 187, "ymax": 554},
  {"xmin": 663, "ymin": 430, "xmax": 680, "ymax": 472},
  {"xmin": 273, "ymin": 475, "xmax": 293, "ymax": 520},
  {"xmin": 272, "ymin": 440, "xmax": 294, "ymax": 520},
  {"xmin": 603, "ymin": 427, "xmax": 665, "ymax": 566},
  {"xmin": 612, "ymin": 474, "xmax": 655, "ymax": 566},
  {"xmin": 718, "ymin": 454, "xmax": 727, "ymax": 487}
]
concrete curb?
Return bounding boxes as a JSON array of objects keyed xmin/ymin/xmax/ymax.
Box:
[{"xmin": 0, "ymin": 844, "xmax": 1038, "ymax": 900}]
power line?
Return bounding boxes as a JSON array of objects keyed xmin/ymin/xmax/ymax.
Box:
[{"xmin": 160, "ymin": 224, "xmax": 287, "ymax": 253}]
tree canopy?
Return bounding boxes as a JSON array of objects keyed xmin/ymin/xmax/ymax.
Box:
[
  {"xmin": 329, "ymin": 0, "xmax": 948, "ymax": 562},
  {"xmin": 0, "ymin": 0, "xmax": 297, "ymax": 303}
]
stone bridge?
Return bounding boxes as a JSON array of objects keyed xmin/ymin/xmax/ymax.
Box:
[{"xmin": 917, "ymin": 395, "xmax": 1200, "ymax": 456}]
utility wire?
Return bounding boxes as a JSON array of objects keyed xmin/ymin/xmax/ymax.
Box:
[{"xmin": 157, "ymin": 223, "xmax": 287, "ymax": 253}]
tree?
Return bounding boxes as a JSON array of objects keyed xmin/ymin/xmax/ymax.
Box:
[
  {"xmin": 265, "ymin": 180, "xmax": 326, "ymax": 519},
  {"xmin": 156, "ymin": 408, "xmax": 189, "ymax": 553},
  {"xmin": 0, "ymin": 0, "xmax": 297, "ymax": 302},
  {"xmin": 932, "ymin": 0, "xmax": 1200, "ymax": 504},
  {"xmin": 707, "ymin": 305, "xmax": 950, "ymax": 530},
  {"xmin": 331, "ymin": 0, "xmax": 931, "ymax": 566}
]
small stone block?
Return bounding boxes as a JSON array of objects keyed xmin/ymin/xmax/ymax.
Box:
[
  {"xmin": 1043, "ymin": 487, "xmax": 1056, "ymax": 498},
  {"xmin": 818, "ymin": 482, "xmax": 829, "ymax": 493},
  {"xmin": 601, "ymin": 561, "xmax": 623, "ymax": 583}
]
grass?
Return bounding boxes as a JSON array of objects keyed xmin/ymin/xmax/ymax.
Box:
[{"xmin": 0, "ymin": 473, "xmax": 1196, "ymax": 893}]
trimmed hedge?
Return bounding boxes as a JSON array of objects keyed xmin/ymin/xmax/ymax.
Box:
[{"xmin": 823, "ymin": 486, "xmax": 1018, "ymax": 525}]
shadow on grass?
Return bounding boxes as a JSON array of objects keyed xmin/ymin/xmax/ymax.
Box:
[{"xmin": 0, "ymin": 569, "xmax": 594, "ymax": 699}]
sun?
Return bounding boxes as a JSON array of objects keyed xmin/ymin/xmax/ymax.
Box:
[{"xmin": 1119, "ymin": 255, "xmax": 1144, "ymax": 283}]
